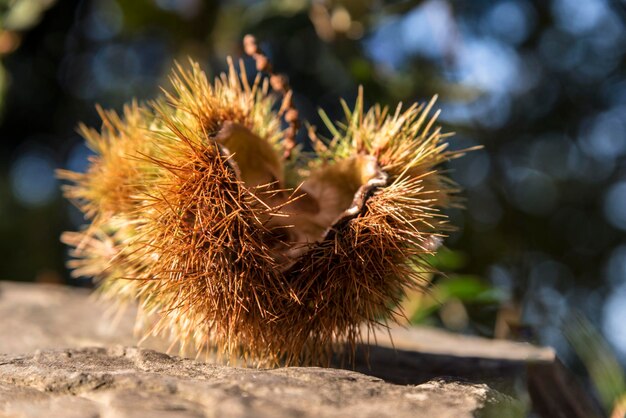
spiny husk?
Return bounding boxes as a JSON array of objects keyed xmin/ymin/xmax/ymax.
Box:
[{"xmin": 60, "ymin": 58, "xmax": 467, "ymax": 366}]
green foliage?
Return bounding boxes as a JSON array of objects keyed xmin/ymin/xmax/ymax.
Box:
[
  {"xmin": 405, "ymin": 248, "xmax": 503, "ymax": 330},
  {"xmin": 565, "ymin": 313, "xmax": 626, "ymax": 413}
]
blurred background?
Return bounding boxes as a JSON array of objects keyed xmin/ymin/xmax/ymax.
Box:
[{"xmin": 1, "ymin": 0, "xmax": 626, "ymax": 409}]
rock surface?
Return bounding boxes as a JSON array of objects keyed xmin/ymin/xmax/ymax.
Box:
[
  {"xmin": 0, "ymin": 281, "xmax": 554, "ymax": 362},
  {"xmin": 0, "ymin": 346, "xmax": 519, "ymax": 418},
  {"xmin": 0, "ymin": 281, "xmax": 599, "ymax": 417}
]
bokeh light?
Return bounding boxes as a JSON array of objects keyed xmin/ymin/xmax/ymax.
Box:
[
  {"xmin": 9, "ymin": 145, "xmax": 57, "ymax": 208},
  {"xmin": 604, "ymin": 283, "xmax": 626, "ymax": 360},
  {"xmin": 604, "ymin": 182, "xmax": 626, "ymax": 231}
]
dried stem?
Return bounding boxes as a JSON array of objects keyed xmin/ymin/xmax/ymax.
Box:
[{"xmin": 243, "ymin": 34, "xmax": 299, "ymax": 159}]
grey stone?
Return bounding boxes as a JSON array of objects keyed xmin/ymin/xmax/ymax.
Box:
[
  {"xmin": 0, "ymin": 346, "xmax": 519, "ymax": 418},
  {"xmin": 0, "ymin": 281, "xmax": 553, "ymax": 362},
  {"xmin": 0, "ymin": 281, "xmax": 169, "ymax": 355},
  {"xmin": 0, "ymin": 281, "xmax": 598, "ymax": 418}
]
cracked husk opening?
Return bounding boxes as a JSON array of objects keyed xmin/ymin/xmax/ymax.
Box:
[{"xmin": 215, "ymin": 122, "xmax": 387, "ymax": 267}]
